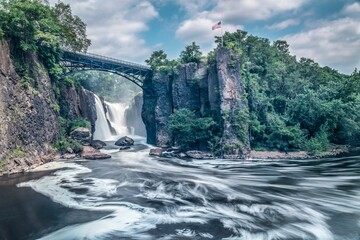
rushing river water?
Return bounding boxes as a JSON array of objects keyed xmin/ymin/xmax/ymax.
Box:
[{"xmin": 1, "ymin": 139, "xmax": 360, "ymax": 240}]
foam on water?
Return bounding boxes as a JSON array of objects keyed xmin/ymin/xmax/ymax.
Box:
[{"xmin": 17, "ymin": 153, "xmax": 360, "ymax": 239}]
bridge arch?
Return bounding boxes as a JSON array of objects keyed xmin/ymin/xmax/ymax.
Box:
[{"xmin": 60, "ymin": 50, "xmax": 151, "ymax": 89}]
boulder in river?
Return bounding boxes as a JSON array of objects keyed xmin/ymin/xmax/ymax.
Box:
[
  {"xmin": 91, "ymin": 140, "xmax": 106, "ymax": 149},
  {"xmin": 115, "ymin": 136, "xmax": 134, "ymax": 146},
  {"xmin": 149, "ymin": 148, "xmax": 163, "ymax": 156},
  {"xmin": 82, "ymin": 146, "xmax": 111, "ymax": 160}
]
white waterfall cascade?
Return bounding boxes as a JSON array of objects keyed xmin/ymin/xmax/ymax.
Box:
[
  {"xmin": 93, "ymin": 94, "xmax": 130, "ymax": 141},
  {"xmin": 105, "ymin": 102, "xmax": 129, "ymax": 137},
  {"xmin": 93, "ymin": 95, "xmax": 113, "ymax": 141}
]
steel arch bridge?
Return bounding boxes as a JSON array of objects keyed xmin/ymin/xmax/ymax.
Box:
[{"xmin": 60, "ymin": 50, "xmax": 151, "ymax": 88}]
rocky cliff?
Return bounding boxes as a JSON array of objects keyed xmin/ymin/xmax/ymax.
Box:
[
  {"xmin": 142, "ymin": 47, "xmax": 250, "ymax": 158},
  {"xmin": 0, "ymin": 40, "xmax": 59, "ymax": 174},
  {"xmin": 59, "ymin": 83, "xmax": 97, "ymax": 136},
  {"xmin": 0, "ymin": 40, "xmax": 99, "ymax": 175}
]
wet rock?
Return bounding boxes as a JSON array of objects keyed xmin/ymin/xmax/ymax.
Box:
[
  {"xmin": 62, "ymin": 153, "xmax": 77, "ymax": 159},
  {"xmin": 66, "ymin": 147, "xmax": 74, "ymax": 154},
  {"xmin": 185, "ymin": 151, "xmax": 214, "ymax": 159},
  {"xmin": 91, "ymin": 140, "xmax": 106, "ymax": 149},
  {"xmin": 119, "ymin": 146, "xmax": 130, "ymax": 151},
  {"xmin": 82, "ymin": 146, "xmax": 111, "ymax": 160},
  {"xmin": 70, "ymin": 127, "xmax": 91, "ymax": 144},
  {"xmin": 149, "ymin": 148, "xmax": 163, "ymax": 156},
  {"xmin": 115, "ymin": 136, "xmax": 134, "ymax": 146}
]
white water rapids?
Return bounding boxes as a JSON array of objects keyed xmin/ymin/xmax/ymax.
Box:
[
  {"xmin": 16, "ymin": 147, "xmax": 360, "ymax": 240},
  {"xmin": 8, "ymin": 95, "xmax": 360, "ymax": 240}
]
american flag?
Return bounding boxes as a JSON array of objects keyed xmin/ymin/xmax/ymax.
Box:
[{"xmin": 212, "ymin": 21, "xmax": 222, "ymax": 30}]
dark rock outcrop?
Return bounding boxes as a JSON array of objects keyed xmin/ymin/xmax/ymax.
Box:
[
  {"xmin": 142, "ymin": 73, "xmax": 172, "ymax": 147},
  {"xmin": 115, "ymin": 136, "xmax": 134, "ymax": 146},
  {"xmin": 216, "ymin": 47, "xmax": 250, "ymax": 158},
  {"xmin": 59, "ymin": 85, "xmax": 97, "ymax": 135},
  {"xmin": 142, "ymin": 47, "xmax": 250, "ymax": 159},
  {"xmin": 0, "ymin": 40, "xmax": 59, "ymax": 174},
  {"xmin": 70, "ymin": 127, "xmax": 91, "ymax": 144},
  {"xmin": 91, "ymin": 140, "xmax": 106, "ymax": 149},
  {"xmin": 78, "ymin": 87, "xmax": 97, "ymax": 135}
]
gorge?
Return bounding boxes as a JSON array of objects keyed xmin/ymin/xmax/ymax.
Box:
[{"xmin": 1, "ymin": 1, "xmax": 360, "ymax": 239}]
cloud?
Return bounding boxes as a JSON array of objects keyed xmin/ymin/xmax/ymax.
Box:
[
  {"xmin": 211, "ymin": 0, "xmax": 308, "ymax": 22},
  {"xmin": 266, "ymin": 19, "xmax": 300, "ymax": 30},
  {"xmin": 342, "ymin": 2, "xmax": 360, "ymax": 18},
  {"xmin": 175, "ymin": 0, "xmax": 307, "ymax": 44},
  {"xmin": 50, "ymin": 0, "xmax": 158, "ymax": 62},
  {"xmin": 176, "ymin": 18, "xmax": 241, "ymax": 44},
  {"xmin": 173, "ymin": 0, "xmax": 217, "ymax": 15},
  {"xmin": 285, "ymin": 17, "xmax": 360, "ymax": 74}
]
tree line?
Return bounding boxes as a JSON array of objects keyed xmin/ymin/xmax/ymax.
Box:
[{"xmin": 146, "ymin": 31, "xmax": 360, "ymax": 153}]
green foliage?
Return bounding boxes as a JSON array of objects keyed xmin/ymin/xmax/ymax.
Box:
[
  {"xmin": 233, "ymin": 108, "xmax": 249, "ymax": 141},
  {"xmin": 53, "ymin": 2, "xmax": 91, "ymax": 52},
  {"xmin": 168, "ymin": 108, "xmax": 217, "ymax": 149},
  {"xmin": 0, "ymin": 0, "xmax": 90, "ymax": 81},
  {"xmin": 214, "ymin": 29, "xmax": 360, "ymax": 152},
  {"xmin": 7, "ymin": 147, "xmax": 26, "ymax": 159},
  {"xmin": 266, "ymin": 114, "xmax": 306, "ymax": 151},
  {"xmin": 305, "ymin": 125, "xmax": 330, "ymax": 154},
  {"xmin": 179, "ymin": 42, "xmax": 202, "ymax": 64},
  {"xmin": 145, "ymin": 50, "xmax": 168, "ymax": 69},
  {"xmin": 52, "ymin": 103, "xmax": 60, "ymax": 113},
  {"xmin": 0, "ymin": 159, "xmax": 6, "ymax": 171},
  {"xmin": 69, "ymin": 119, "xmax": 90, "ymax": 131},
  {"xmin": 63, "ymin": 76, "xmax": 75, "ymax": 87},
  {"xmin": 55, "ymin": 139, "xmax": 83, "ymax": 154},
  {"xmin": 145, "ymin": 50, "xmax": 179, "ymax": 74}
]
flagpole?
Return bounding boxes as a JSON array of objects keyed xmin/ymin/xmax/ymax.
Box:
[{"xmin": 221, "ymin": 20, "xmax": 223, "ymax": 47}]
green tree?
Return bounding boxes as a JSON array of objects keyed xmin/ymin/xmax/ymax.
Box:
[
  {"xmin": 179, "ymin": 42, "xmax": 202, "ymax": 64},
  {"xmin": 168, "ymin": 109, "xmax": 217, "ymax": 149},
  {"xmin": 212, "ymin": 29, "xmax": 359, "ymax": 152},
  {"xmin": 53, "ymin": 2, "xmax": 91, "ymax": 52},
  {"xmin": 145, "ymin": 50, "xmax": 168, "ymax": 69}
]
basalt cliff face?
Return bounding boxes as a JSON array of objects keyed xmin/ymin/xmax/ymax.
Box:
[
  {"xmin": 58, "ymin": 83, "xmax": 97, "ymax": 135},
  {"xmin": 0, "ymin": 40, "xmax": 59, "ymax": 174},
  {"xmin": 142, "ymin": 47, "xmax": 250, "ymax": 158},
  {"xmin": 0, "ymin": 40, "xmax": 98, "ymax": 175}
]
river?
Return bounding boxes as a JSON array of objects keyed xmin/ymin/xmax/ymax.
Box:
[{"xmin": 1, "ymin": 138, "xmax": 360, "ymax": 239}]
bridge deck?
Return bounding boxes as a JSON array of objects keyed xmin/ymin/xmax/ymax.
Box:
[{"xmin": 61, "ymin": 50, "xmax": 151, "ymax": 84}]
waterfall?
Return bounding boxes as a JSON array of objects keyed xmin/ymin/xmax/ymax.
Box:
[
  {"xmin": 93, "ymin": 94, "xmax": 130, "ymax": 141},
  {"xmin": 93, "ymin": 95, "xmax": 113, "ymax": 141},
  {"xmin": 105, "ymin": 102, "xmax": 129, "ymax": 137}
]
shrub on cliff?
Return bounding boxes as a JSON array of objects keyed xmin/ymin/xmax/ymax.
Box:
[
  {"xmin": 179, "ymin": 42, "xmax": 202, "ymax": 64},
  {"xmin": 168, "ymin": 108, "xmax": 217, "ymax": 149},
  {"xmin": 69, "ymin": 119, "xmax": 91, "ymax": 132}
]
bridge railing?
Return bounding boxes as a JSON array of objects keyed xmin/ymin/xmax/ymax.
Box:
[{"xmin": 63, "ymin": 50, "xmax": 151, "ymax": 71}]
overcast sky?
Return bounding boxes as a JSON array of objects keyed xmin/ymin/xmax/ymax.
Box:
[{"xmin": 51, "ymin": 0, "xmax": 360, "ymax": 74}]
